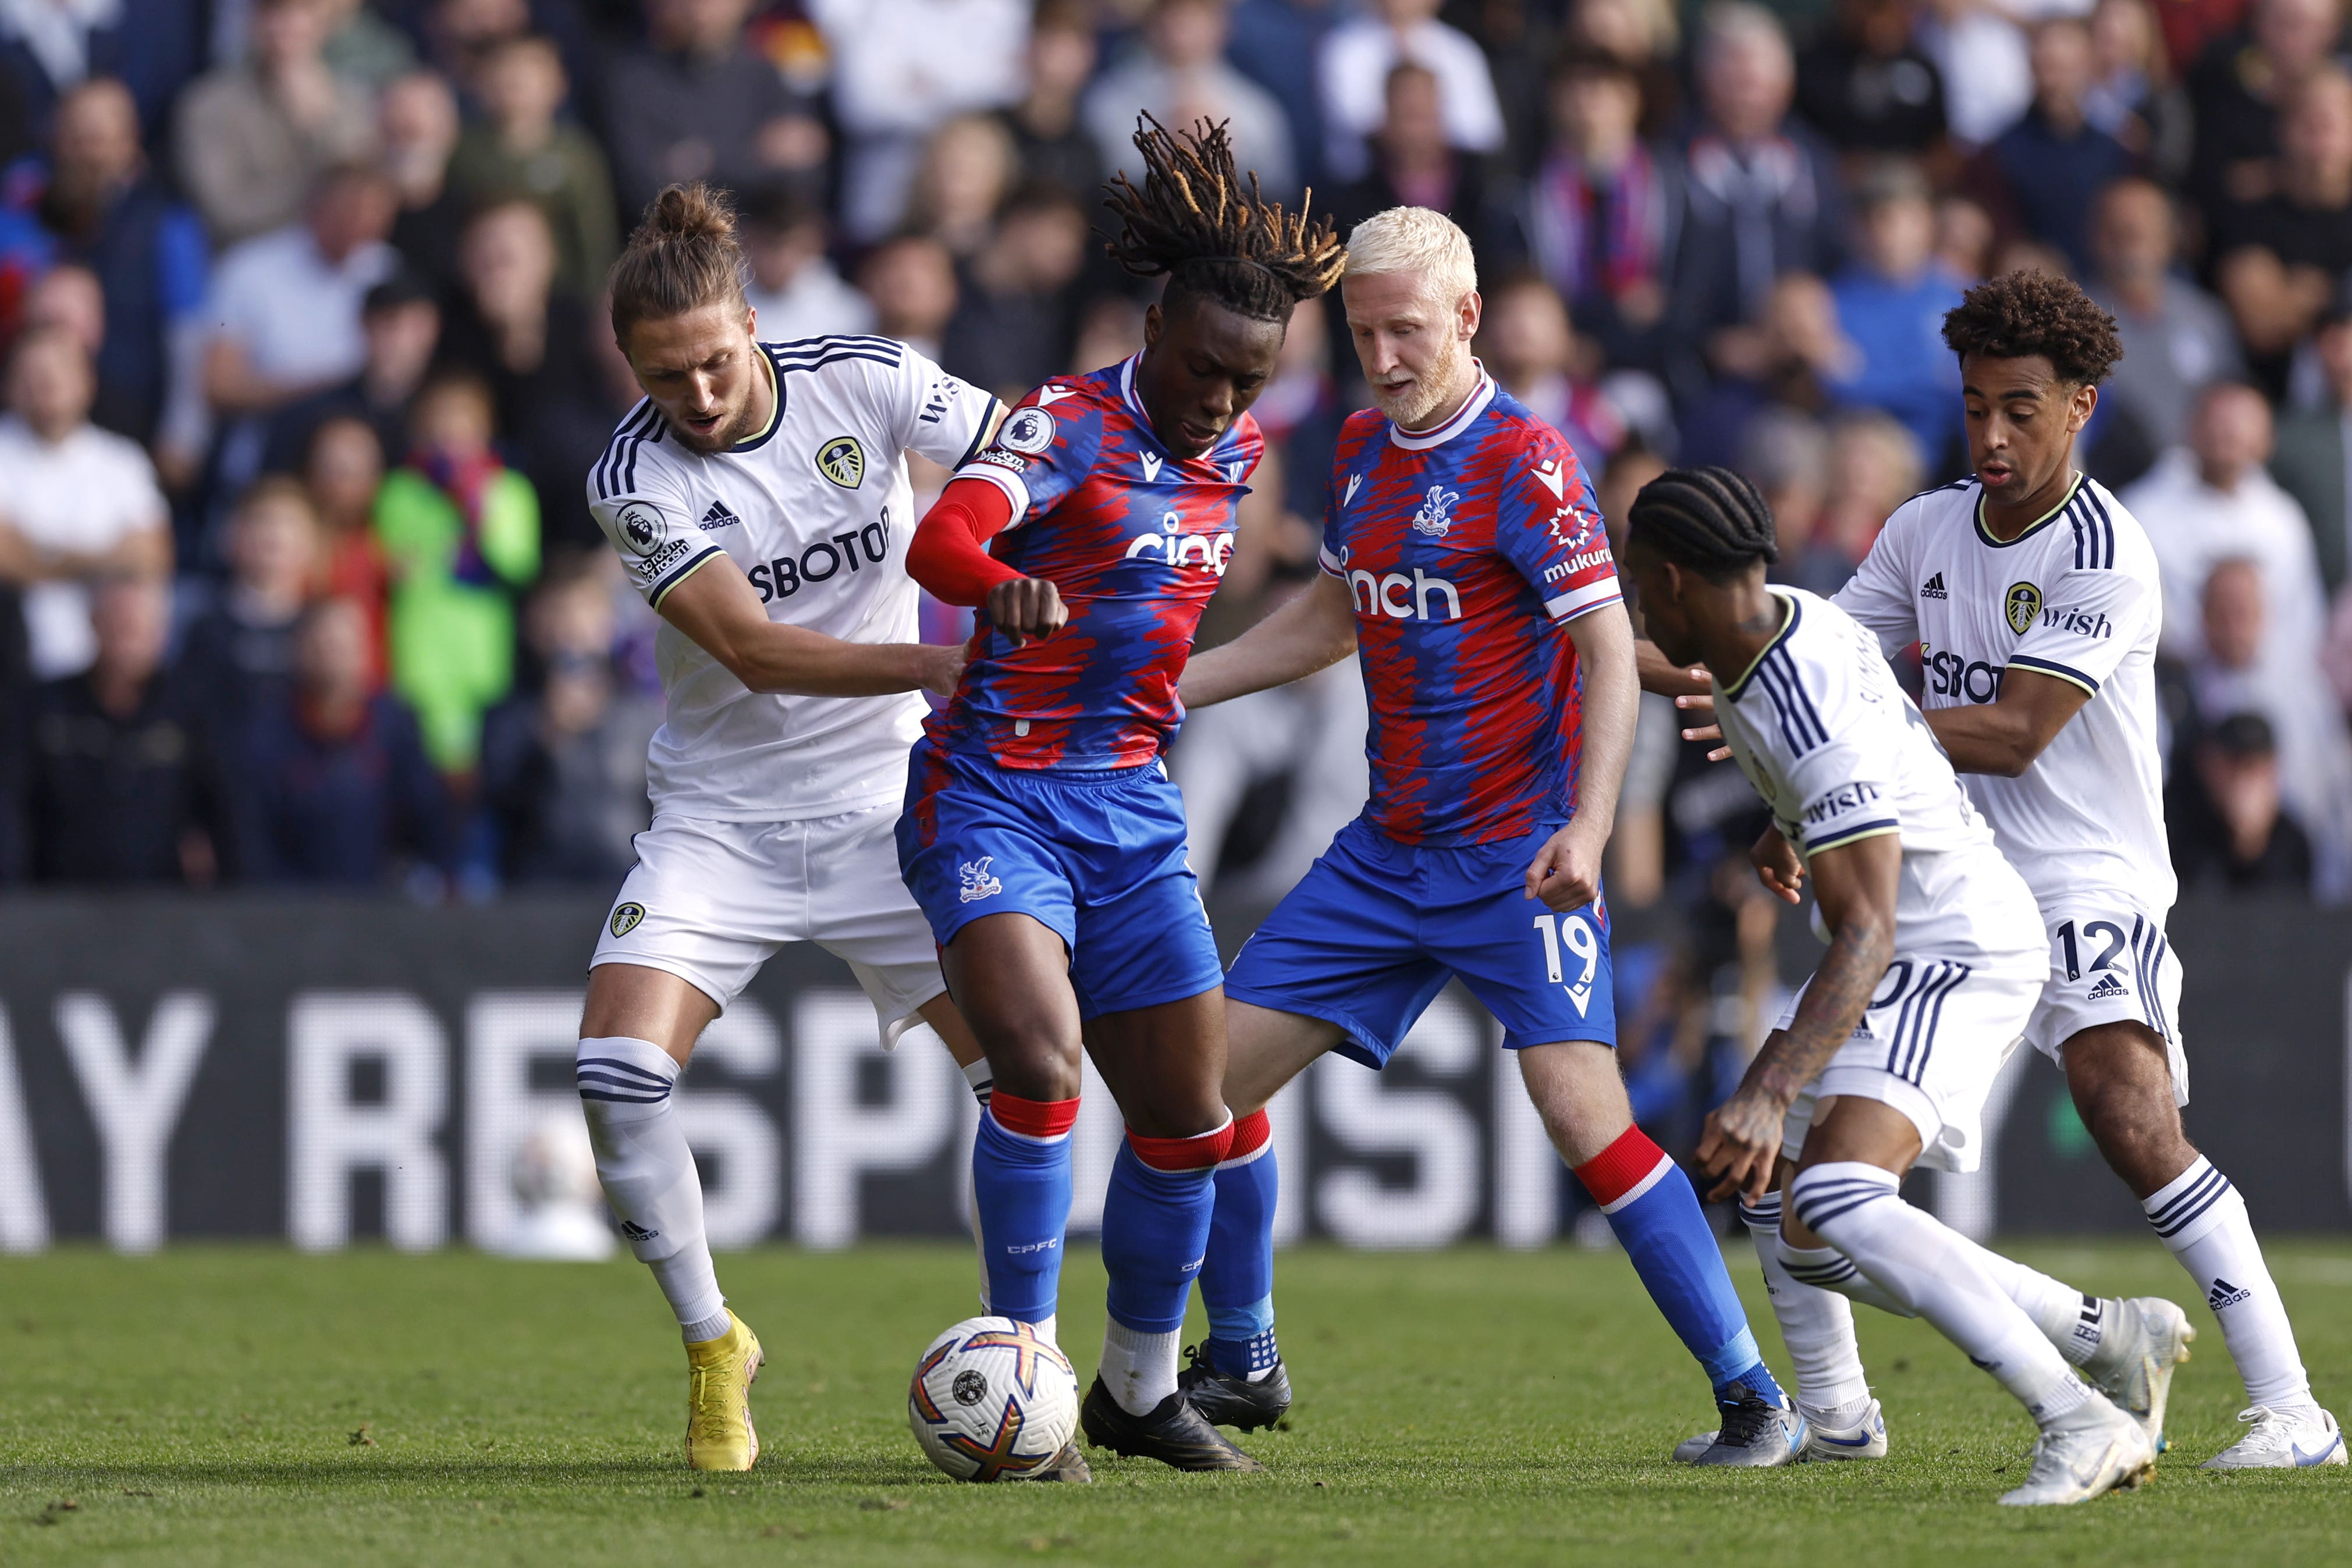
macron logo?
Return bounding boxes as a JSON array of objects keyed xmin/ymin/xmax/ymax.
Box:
[
  {"xmin": 1035, "ymin": 385, "xmax": 1079, "ymax": 407},
  {"xmin": 1141, "ymin": 451, "xmax": 1163, "ymax": 483},
  {"xmin": 1343, "ymin": 473, "xmax": 1363, "ymax": 508},
  {"xmin": 1921, "ymin": 573, "xmax": 1947, "ymax": 600},
  {"xmin": 1532, "ymin": 457, "xmax": 1567, "ymax": 499}
]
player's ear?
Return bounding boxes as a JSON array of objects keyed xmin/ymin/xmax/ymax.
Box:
[
  {"xmin": 1458, "ymin": 290, "xmax": 1483, "ymax": 341},
  {"xmin": 742, "ymin": 303, "xmax": 758, "ymax": 342},
  {"xmin": 2068, "ymin": 380, "xmax": 2099, "ymax": 433},
  {"xmin": 1142, "ymin": 302, "xmax": 1163, "ymax": 351}
]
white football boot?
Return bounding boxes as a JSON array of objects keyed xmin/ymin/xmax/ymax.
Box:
[
  {"xmin": 2200, "ymin": 1406, "xmax": 2349, "ymax": 1470},
  {"xmin": 2080, "ymin": 1297, "xmax": 2194, "ymax": 1450},
  {"xmin": 1672, "ymin": 1396, "xmax": 1886, "ymax": 1463},
  {"xmin": 1998, "ymin": 1395, "xmax": 2156, "ymax": 1506}
]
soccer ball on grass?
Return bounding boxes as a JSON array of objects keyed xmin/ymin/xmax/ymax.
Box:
[{"xmin": 908, "ymin": 1316, "xmax": 1079, "ymax": 1481}]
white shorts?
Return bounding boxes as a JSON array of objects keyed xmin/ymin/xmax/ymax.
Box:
[
  {"xmin": 1774, "ymin": 957, "xmax": 2044, "ymax": 1174},
  {"xmin": 590, "ymin": 808, "xmax": 944, "ymax": 1044},
  {"xmin": 2021, "ymin": 890, "xmax": 2188, "ymax": 1105}
]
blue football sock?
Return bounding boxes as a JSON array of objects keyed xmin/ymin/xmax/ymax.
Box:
[
  {"xmin": 1579, "ymin": 1128, "xmax": 1785, "ymax": 1407},
  {"xmin": 970, "ymin": 1093, "xmax": 1075, "ymax": 1325},
  {"xmin": 1101, "ymin": 1138, "xmax": 1218, "ymax": 1335},
  {"xmin": 1200, "ymin": 1112, "xmax": 1280, "ymax": 1379}
]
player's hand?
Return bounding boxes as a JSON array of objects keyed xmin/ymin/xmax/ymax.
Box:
[
  {"xmin": 1750, "ymin": 824, "xmax": 1804, "ymax": 905},
  {"xmin": 1696, "ymin": 1085, "xmax": 1787, "ymax": 1204},
  {"xmin": 987, "ymin": 577, "xmax": 1067, "ymax": 646},
  {"xmin": 915, "ymin": 642, "xmax": 965, "ymax": 699},
  {"xmin": 1675, "ymin": 691, "xmax": 1730, "ymax": 762},
  {"xmin": 1524, "ymin": 820, "xmax": 1604, "ymax": 912}
]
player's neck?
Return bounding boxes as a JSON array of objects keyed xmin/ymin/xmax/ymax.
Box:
[
  {"xmin": 1702, "ymin": 582, "xmax": 1788, "ymax": 687},
  {"xmin": 1396, "ymin": 353, "xmax": 1481, "ymax": 434},
  {"xmin": 1980, "ymin": 459, "xmax": 2079, "ymax": 542}
]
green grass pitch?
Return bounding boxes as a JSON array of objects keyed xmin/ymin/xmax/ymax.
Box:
[{"xmin": 1, "ymin": 1238, "xmax": 2345, "ymax": 1566}]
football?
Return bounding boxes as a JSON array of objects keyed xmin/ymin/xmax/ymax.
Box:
[{"xmin": 907, "ymin": 1316, "xmax": 1080, "ymax": 1482}]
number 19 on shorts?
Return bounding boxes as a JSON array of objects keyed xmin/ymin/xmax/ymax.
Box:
[{"xmin": 1533, "ymin": 912, "xmax": 1601, "ymax": 1015}]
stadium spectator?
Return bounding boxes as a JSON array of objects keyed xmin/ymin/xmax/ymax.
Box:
[
  {"xmin": 902, "ymin": 112, "xmax": 1019, "ymax": 261},
  {"xmin": 374, "ymin": 370, "xmax": 539, "ymax": 776},
  {"xmin": 1477, "ymin": 271, "xmax": 1632, "ymax": 478},
  {"xmin": 2088, "ymin": 177, "xmax": 2246, "ymax": 465},
  {"xmin": 449, "ymin": 33, "xmax": 617, "ymax": 301},
  {"xmin": 1, "ymin": 573, "xmax": 226, "ymax": 885},
  {"xmin": 1564, "ymin": 0, "xmax": 1685, "ymax": 138},
  {"xmin": 1911, "ymin": 0, "xmax": 2033, "ymax": 150},
  {"xmin": 599, "ymin": 0, "xmax": 830, "ymax": 225},
  {"xmin": 1317, "ymin": 0, "xmax": 1505, "ymax": 182},
  {"xmin": 1087, "ymin": 0, "xmax": 1296, "ymax": 198},
  {"xmin": 1331, "ymin": 61, "xmax": 1522, "ymax": 274},
  {"xmin": 2168, "ymin": 709, "xmax": 2315, "ymax": 893},
  {"xmin": 319, "ymin": 0, "xmax": 417, "ymax": 90},
  {"xmin": 1524, "ymin": 46, "xmax": 1679, "ymax": 376},
  {"xmin": 1672, "ymin": 3, "xmax": 1845, "ymax": 384},
  {"xmin": 1226, "ymin": 0, "xmax": 1342, "ymax": 187},
  {"xmin": 996, "ymin": 0, "xmax": 1105, "ymax": 201},
  {"xmin": 1825, "ymin": 158, "xmax": 1966, "ymax": 467},
  {"xmin": 2213, "ymin": 66, "xmax": 2352, "ymax": 382},
  {"xmin": 301, "ymin": 414, "xmax": 392, "ymax": 680},
  {"xmin": 9, "ymin": 76, "xmax": 208, "ymax": 446},
  {"xmin": 2269, "ymin": 296, "xmax": 2352, "ymax": 589},
  {"xmin": 0, "ymin": 0, "xmax": 205, "ymax": 143},
  {"xmin": 1790, "ymin": 407, "xmax": 1921, "ymax": 595},
  {"xmin": 1793, "ymin": 0, "xmax": 1950, "ymax": 158},
  {"xmin": 812, "ymin": 0, "xmax": 1027, "ymax": 241},
  {"xmin": 478, "ymin": 563, "xmax": 658, "ymax": 885},
  {"xmin": 2186, "ymin": 0, "xmax": 2344, "ymax": 211},
  {"xmin": 2084, "ymin": 0, "xmax": 2194, "ymax": 187},
  {"xmin": 1739, "ymin": 403, "xmax": 1832, "ymax": 568},
  {"xmin": 0, "ymin": 323, "xmax": 169, "ymax": 681},
  {"xmin": 236, "ymin": 593, "xmax": 452, "ymax": 887},
  {"xmin": 942, "ymin": 181, "xmax": 1089, "ymax": 401},
  {"xmin": 262, "ymin": 268, "xmax": 439, "ymax": 475},
  {"xmin": 201, "ymin": 161, "xmax": 399, "ymax": 424},
  {"xmin": 1678, "ymin": 268, "xmax": 1851, "ymax": 467},
  {"xmin": 175, "ymin": 0, "xmax": 377, "ymax": 247},
  {"xmin": 15, "ymin": 255, "xmax": 100, "ymax": 348},
  {"xmin": 739, "ymin": 187, "xmax": 873, "ymax": 344},
  {"xmin": 178, "ymin": 477, "xmax": 319, "ymax": 733},
  {"xmin": 1977, "ymin": 17, "xmax": 2136, "ymax": 275},
  {"xmin": 857, "ymin": 233, "xmax": 958, "ymax": 363},
  {"xmin": 376, "ymin": 68, "xmax": 465, "ymax": 295}
]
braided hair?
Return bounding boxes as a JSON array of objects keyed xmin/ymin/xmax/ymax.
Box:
[
  {"xmin": 1626, "ymin": 466, "xmax": 1780, "ymax": 583},
  {"xmin": 1101, "ymin": 115, "xmax": 1346, "ymax": 322}
]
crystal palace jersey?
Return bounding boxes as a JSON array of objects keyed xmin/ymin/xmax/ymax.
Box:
[
  {"xmin": 586, "ymin": 336, "xmax": 1000, "ymax": 820},
  {"xmin": 1320, "ymin": 368, "xmax": 1622, "ymax": 845},
  {"xmin": 1714, "ymin": 588, "xmax": 2027, "ymax": 960},
  {"xmin": 1832, "ymin": 474, "xmax": 2174, "ymax": 911},
  {"xmin": 938, "ymin": 355, "xmax": 1260, "ymax": 770}
]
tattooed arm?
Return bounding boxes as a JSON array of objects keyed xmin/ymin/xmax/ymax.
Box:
[{"xmin": 1696, "ymin": 830, "xmax": 1902, "ymax": 1201}]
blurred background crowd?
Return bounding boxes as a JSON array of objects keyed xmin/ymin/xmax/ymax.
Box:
[{"xmin": 1, "ymin": 0, "xmax": 2349, "ymax": 1157}]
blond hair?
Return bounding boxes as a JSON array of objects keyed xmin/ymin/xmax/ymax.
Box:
[{"xmin": 1342, "ymin": 207, "xmax": 1478, "ymax": 306}]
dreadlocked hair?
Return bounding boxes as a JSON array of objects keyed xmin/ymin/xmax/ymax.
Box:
[
  {"xmin": 1101, "ymin": 115, "xmax": 1346, "ymax": 322},
  {"xmin": 1626, "ymin": 466, "xmax": 1779, "ymax": 583},
  {"xmin": 1941, "ymin": 270, "xmax": 2122, "ymax": 387}
]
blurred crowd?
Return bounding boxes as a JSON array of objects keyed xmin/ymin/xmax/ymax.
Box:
[{"xmin": 0, "ymin": 2, "xmax": 2346, "ymax": 1129}]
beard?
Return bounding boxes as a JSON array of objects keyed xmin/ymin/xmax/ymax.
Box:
[
  {"xmin": 666, "ymin": 393, "xmax": 761, "ymax": 454},
  {"xmin": 1370, "ymin": 352, "xmax": 1468, "ymax": 429}
]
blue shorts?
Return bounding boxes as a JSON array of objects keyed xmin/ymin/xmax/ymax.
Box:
[
  {"xmin": 1224, "ymin": 815, "xmax": 1616, "ymax": 1067},
  {"xmin": 896, "ymin": 739, "xmax": 1224, "ymax": 1019}
]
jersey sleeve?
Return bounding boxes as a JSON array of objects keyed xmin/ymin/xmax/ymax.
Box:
[
  {"xmin": 1747, "ymin": 638, "xmax": 1903, "ymax": 856},
  {"xmin": 874, "ymin": 344, "xmax": 1006, "ymax": 471},
  {"xmin": 1493, "ymin": 431, "xmax": 1621, "ymax": 621},
  {"xmin": 947, "ymin": 381, "xmax": 1107, "ymax": 532},
  {"xmin": 1832, "ymin": 499, "xmax": 1921, "ymax": 656},
  {"xmin": 2003, "ymin": 557, "xmax": 2158, "ymax": 696},
  {"xmin": 585, "ymin": 440, "xmax": 720, "ymax": 608}
]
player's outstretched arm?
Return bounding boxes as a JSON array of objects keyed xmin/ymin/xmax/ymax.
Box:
[
  {"xmin": 1920, "ymin": 667, "xmax": 2091, "ymax": 778},
  {"xmin": 1697, "ymin": 830, "xmax": 1900, "ymax": 1203},
  {"xmin": 1177, "ymin": 570, "xmax": 1358, "ymax": 709},
  {"xmin": 658, "ymin": 552, "xmax": 961, "ymax": 698},
  {"xmin": 1525, "ymin": 602, "xmax": 1639, "ymax": 911},
  {"xmin": 1633, "ymin": 638, "xmax": 1708, "ymax": 697}
]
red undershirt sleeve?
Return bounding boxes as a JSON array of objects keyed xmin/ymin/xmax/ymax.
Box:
[{"xmin": 907, "ymin": 476, "xmax": 1022, "ymax": 607}]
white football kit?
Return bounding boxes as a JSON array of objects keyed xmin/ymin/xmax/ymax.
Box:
[
  {"xmin": 1834, "ymin": 474, "xmax": 2187, "ymax": 1100},
  {"xmin": 584, "ymin": 335, "xmax": 1001, "ymax": 1036},
  {"xmin": 1718, "ymin": 589, "xmax": 2046, "ymax": 1171}
]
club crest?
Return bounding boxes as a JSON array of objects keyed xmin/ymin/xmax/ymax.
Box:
[
  {"xmin": 816, "ymin": 436, "xmax": 865, "ymax": 489},
  {"xmin": 958, "ymin": 858, "xmax": 1003, "ymax": 903},
  {"xmin": 1412, "ymin": 485, "xmax": 1459, "ymax": 538},
  {"xmin": 2005, "ymin": 580, "xmax": 2043, "ymax": 637}
]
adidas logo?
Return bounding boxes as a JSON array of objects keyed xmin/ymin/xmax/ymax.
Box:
[
  {"xmin": 619, "ymin": 1219, "xmax": 658, "ymax": 1242},
  {"xmin": 699, "ymin": 500, "xmax": 742, "ymax": 531},
  {"xmin": 2209, "ymin": 1278, "xmax": 2252, "ymax": 1310},
  {"xmin": 1920, "ymin": 573, "xmax": 1948, "ymax": 600},
  {"xmin": 2086, "ymin": 974, "xmax": 2129, "ymax": 1000}
]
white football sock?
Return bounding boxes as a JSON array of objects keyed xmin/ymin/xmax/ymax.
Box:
[
  {"xmin": 1774, "ymin": 1235, "xmax": 1918, "ymax": 1319},
  {"xmin": 2144, "ymin": 1157, "xmax": 2315, "ymax": 1412},
  {"xmin": 1792, "ymin": 1162, "xmax": 2093, "ymax": 1431},
  {"xmin": 1097, "ymin": 1318, "xmax": 1181, "ymax": 1417},
  {"xmin": 961, "ymin": 1057, "xmax": 994, "ymax": 1107},
  {"xmin": 1951, "ymin": 1236, "xmax": 2104, "ymax": 1367},
  {"xmin": 576, "ymin": 1036, "xmax": 724, "ymax": 1334},
  {"xmin": 1739, "ymin": 1193, "xmax": 1870, "ymax": 1411}
]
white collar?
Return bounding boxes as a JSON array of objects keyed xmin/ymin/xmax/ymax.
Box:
[{"xmin": 1387, "ymin": 361, "xmax": 1495, "ymax": 450}]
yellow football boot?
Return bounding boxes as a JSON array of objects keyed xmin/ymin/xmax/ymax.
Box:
[{"xmin": 684, "ymin": 1312, "xmax": 764, "ymax": 1470}]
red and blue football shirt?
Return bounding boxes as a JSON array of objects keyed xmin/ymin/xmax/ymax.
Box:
[
  {"xmin": 933, "ymin": 355, "xmax": 1261, "ymax": 770},
  {"xmin": 1323, "ymin": 367, "xmax": 1621, "ymax": 845}
]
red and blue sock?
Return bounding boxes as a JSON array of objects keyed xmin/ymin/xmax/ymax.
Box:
[
  {"xmin": 971, "ymin": 1091, "xmax": 1077, "ymax": 1325},
  {"xmin": 1200, "ymin": 1108, "xmax": 1281, "ymax": 1379},
  {"xmin": 1576, "ymin": 1126, "xmax": 1785, "ymax": 1406}
]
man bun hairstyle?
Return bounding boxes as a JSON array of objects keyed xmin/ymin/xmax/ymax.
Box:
[
  {"xmin": 608, "ymin": 182, "xmax": 749, "ymax": 340},
  {"xmin": 1941, "ymin": 269, "xmax": 2123, "ymax": 387},
  {"xmin": 1626, "ymin": 465, "xmax": 1780, "ymax": 582},
  {"xmin": 1102, "ymin": 114, "xmax": 1346, "ymax": 323}
]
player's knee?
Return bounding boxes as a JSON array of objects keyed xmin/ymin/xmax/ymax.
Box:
[{"xmin": 979, "ymin": 1027, "xmax": 1083, "ymax": 1102}]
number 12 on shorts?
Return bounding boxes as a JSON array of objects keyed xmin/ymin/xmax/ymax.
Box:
[{"xmin": 1533, "ymin": 913, "xmax": 1600, "ymax": 1014}]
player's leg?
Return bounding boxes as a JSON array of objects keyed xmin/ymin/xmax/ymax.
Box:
[
  {"xmin": 1785, "ymin": 1094, "xmax": 2153, "ymax": 1505},
  {"xmin": 2063, "ymin": 1018, "xmax": 2341, "ymax": 1467}
]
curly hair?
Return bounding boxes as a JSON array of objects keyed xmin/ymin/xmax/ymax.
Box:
[
  {"xmin": 1101, "ymin": 115, "xmax": 1346, "ymax": 322},
  {"xmin": 1941, "ymin": 269, "xmax": 2123, "ymax": 387}
]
